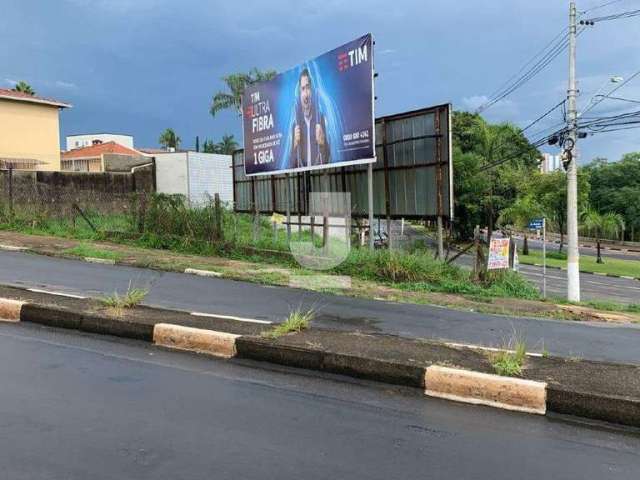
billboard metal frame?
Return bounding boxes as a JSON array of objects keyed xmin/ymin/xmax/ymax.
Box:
[{"xmin": 232, "ymin": 103, "xmax": 454, "ymax": 222}]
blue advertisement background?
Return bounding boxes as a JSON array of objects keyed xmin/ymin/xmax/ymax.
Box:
[{"xmin": 243, "ymin": 34, "xmax": 374, "ymax": 176}]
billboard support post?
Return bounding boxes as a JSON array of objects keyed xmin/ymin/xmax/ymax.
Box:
[
  {"xmin": 435, "ymin": 107, "xmax": 444, "ymax": 260},
  {"xmin": 285, "ymin": 173, "xmax": 291, "ymax": 242},
  {"xmin": 251, "ymin": 177, "xmax": 258, "ymax": 243},
  {"xmin": 297, "ymin": 172, "xmax": 302, "ymax": 236},
  {"xmin": 381, "ymin": 119, "xmax": 392, "ymax": 249},
  {"xmin": 322, "ymin": 171, "xmax": 329, "ymax": 249},
  {"xmin": 367, "ymin": 162, "xmax": 374, "ymax": 250}
]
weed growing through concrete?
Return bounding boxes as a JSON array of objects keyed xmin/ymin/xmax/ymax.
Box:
[
  {"xmin": 100, "ymin": 280, "xmax": 148, "ymax": 310},
  {"xmin": 262, "ymin": 308, "xmax": 314, "ymax": 339},
  {"xmin": 490, "ymin": 336, "xmax": 527, "ymax": 377}
]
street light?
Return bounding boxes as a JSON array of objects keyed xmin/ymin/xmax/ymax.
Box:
[{"xmin": 579, "ymin": 75, "xmax": 624, "ymax": 117}]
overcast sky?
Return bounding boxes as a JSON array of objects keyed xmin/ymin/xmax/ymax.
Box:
[{"xmin": 2, "ymin": 0, "xmax": 639, "ymax": 162}]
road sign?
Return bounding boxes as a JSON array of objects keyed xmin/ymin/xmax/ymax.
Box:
[{"xmin": 528, "ymin": 218, "xmax": 544, "ymax": 230}]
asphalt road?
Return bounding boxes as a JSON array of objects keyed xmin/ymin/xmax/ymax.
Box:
[
  {"xmin": 454, "ymin": 253, "xmax": 640, "ymax": 304},
  {"xmin": 1, "ymin": 250, "xmax": 640, "ymax": 365},
  {"xmin": 411, "ymin": 226, "xmax": 640, "ymax": 303},
  {"xmin": 516, "ymin": 236, "xmax": 640, "ymax": 262},
  {"xmin": 0, "ymin": 322, "xmax": 638, "ymax": 479}
]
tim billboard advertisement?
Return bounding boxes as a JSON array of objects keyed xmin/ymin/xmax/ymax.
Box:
[{"xmin": 243, "ymin": 34, "xmax": 375, "ymax": 176}]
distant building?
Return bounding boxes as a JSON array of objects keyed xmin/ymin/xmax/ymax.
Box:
[
  {"xmin": 66, "ymin": 133, "xmax": 134, "ymax": 151},
  {"xmin": 539, "ymin": 153, "xmax": 562, "ymax": 173},
  {"xmin": 61, "ymin": 141, "xmax": 149, "ymax": 172},
  {"xmin": 154, "ymin": 151, "xmax": 233, "ymax": 205},
  {"xmin": 0, "ymin": 88, "xmax": 71, "ymax": 170}
]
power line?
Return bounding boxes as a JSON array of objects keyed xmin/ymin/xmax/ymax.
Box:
[
  {"xmin": 582, "ymin": 8, "xmax": 640, "ymax": 22},
  {"xmin": 521, "ymin": 100, "xmax": 566, "ymax": 132},
  {"xmin": 477, "ymin": 29, "xmax": 570, "ymax": 113},
  {"xmin": 580, "ymin": 0, "xmax": 628, "ymax": 14},
  {"xmin": 579, "ymin": 67, "xmax": 640, "ymax": 116},
  {"xmin": 480, "ymin": 28, "xmax": 568, "ymax": 107},
  {"xmin": 594, "ymin": 94, "xmax": 640, "ymax": 104},
  {"xmin": 477, "ymin": 126, "xmax": 567, "ymax": 173}
]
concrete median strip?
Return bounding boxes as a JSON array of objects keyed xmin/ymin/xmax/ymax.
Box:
[
  {"xmin": 424, "ymin": 366, "xmax": 547, "ymax": 415},
  {"xmin": 153, "ymin": 323, "xmax": 239, "ymax": 358},
  {"xmin": 0, "ymin": 283, "xmax": 636, "ymax": 427},
  {"xmin": 0, "ymin": 298, "xmax": 26, "ymax": 322}
]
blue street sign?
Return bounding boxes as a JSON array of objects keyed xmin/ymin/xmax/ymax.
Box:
[{"xmin": 528, "ymin": 219, "xmax": 543, "ymax": 229}]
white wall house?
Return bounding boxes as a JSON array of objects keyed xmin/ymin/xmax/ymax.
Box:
[
  {"xmin": 66, "ymin": 133, "xmax": 134, "ymax": 151},
  {"xmin": 154, "ymin": 151, "xmax": 233, "ymax": 206}
]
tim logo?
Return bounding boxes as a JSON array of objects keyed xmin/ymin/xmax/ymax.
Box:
[{"xmin": 338, "ymin": 44, "xmax": 368, "ymax": 72}]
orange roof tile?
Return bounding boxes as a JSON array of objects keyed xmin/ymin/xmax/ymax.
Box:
[
  {"xmin": 62, "ymin": 141, "xmax": 142, "ymax": 159},
  {"xmin": 0, "ymin": 88, "xmax": 71, "ymax": 108}
]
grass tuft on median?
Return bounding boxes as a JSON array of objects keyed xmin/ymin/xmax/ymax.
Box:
[
  {"xmin": 262, "ymin": 308, "xmax": 314, "ymax": 339},
  {"xmin": 100, "ymin": 281, "xmax": 148, "ymax": 310},
  {"xmin": 490, "ymin": 336, "xmax": 528, "ymax": 377}
]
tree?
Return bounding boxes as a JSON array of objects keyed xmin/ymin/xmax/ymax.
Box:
[
  {"xmin": 202, "ymin": 139, "xmax": 218, "ymax": 154},
  {"xmin": 215, "ymin": 134, "xmax": 239, "ymax": 154},
  {"xmin": 584, "ymin": 153, "xmax": 640, "ymax": 241},
  {"xmin": 498, "ymin": 194, "xmax": 543, "ymax": 255},
  {"xmin": 12, "ymin": 81, "xmax": 35, "ymax": 96},
  {"xmin": 158, "ymin": 128, "xmax": 181, "ymax": 150},
  {"xmin": 528, "ymin": 170, "xmax": 590, "ymax": 253},
  {"xmin": 210, "ymin": 68, "xmax": 277, "ymax": 117},
  {"xmin": 451, "ymin": 111, "xmax": 540, "ymax": 240},
  {"xmin": 581, "ymin": 208, "xmax": 625, "ymax": 263}
]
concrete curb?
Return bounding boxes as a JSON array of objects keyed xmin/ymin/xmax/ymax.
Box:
[
  {"xmin": 424, "ymin": 366, "xmax": 546, "ymax": 415},
  {"xmin": 184, "ymin": 268, "xmax": 223, "ymax": 278},
  {"xmin": 153, "ymin": 323, "xmax": 239, "ymax": 358},
  {"xmin": 0, "ymin": 244, "xmax": 28, "ymax": 252},
  {"xmin": 520, "ymin": 261, "xmax": 640, "ymax": 281},
  {"xmin": 84, "ymin": 257, "xmax": 116, "ymax": 265},
  {"xmin": 1, "ymin": 295, "xmax": 637, "ymax": 427},
  {"xmin": 235, "ymin": 337, "xmax": 426, "ymax": 387},
  {"xmin": 0, "ymin": 298, "xmax": 25, "ymax": 322},
  {"xmin": 21, "ymin": 303, "xmax": 153, "ymax": 341}
]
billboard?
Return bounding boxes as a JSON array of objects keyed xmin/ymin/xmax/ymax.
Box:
[{"xmin": 242, "ymin": 34, "xmax": 375, "ymax": 177}]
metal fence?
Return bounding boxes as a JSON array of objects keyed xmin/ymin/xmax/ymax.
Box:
[{"xmin": 232, "ymin": 104, "xmax": 453, "ymax": 221}]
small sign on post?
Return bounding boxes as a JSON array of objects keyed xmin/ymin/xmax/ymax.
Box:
[
  {"xmin": 528, "ymin": 218, "xmax": 544, "ymax": 230},
  {"xmin": 488, "ymin": 238, "xmax": 510, "ymax": 270}
]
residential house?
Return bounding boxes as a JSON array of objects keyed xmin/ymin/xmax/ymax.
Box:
[
  {"xmin": 0, "ymin": 88, "xmax": 71, "ymax": 170},
  {"xmin": 61, "ymin": 141, "xmax": 150, "ymax": 172}
]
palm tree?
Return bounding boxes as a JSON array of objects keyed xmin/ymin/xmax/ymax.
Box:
[
  {"xmin": 202, "ymin": 139, "xmax": 219, "ymax": 154},
  {"xmin": 210, "ymin": 68, "xmax": 277, "ymax": 117},
  {"xmin": 581, "ymin": 208, "xmax": 626, "ymax": 263},
  {"xmin": 159, "ymin": 128, "xmax": 181, "ymax": 150},
  {"xmin": 215, "ymin": 134, "xmax": 239, "ymax": 154},
  {"xmin": 13, "ymin": 81, "xmax": 35, "ymax": 96}
]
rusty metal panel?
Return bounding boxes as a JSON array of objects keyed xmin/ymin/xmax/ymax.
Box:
[{"xmin": 232, "ymin": 103, "xmax": 453, "ymax": 220}]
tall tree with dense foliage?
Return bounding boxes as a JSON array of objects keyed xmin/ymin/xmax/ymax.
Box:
[
  {"xmin": 12, "ymin": 81, "xmax": 35, "ymax": 95},
  {"xmin": 210, "ymin": 68, "xmax": 277, "ymax": 117},
  {"xmin": 498, "ymin": 194, "xmax": 543, "ymax": 254},
  {"xmin": 584, "ymin": 153, "xmax": 640, "ymax": 241},
  {"xmin": 528, "ymin": 170, "xmax": 590, "ymax": 252},
  {"xmin": 158, "ymin": 128, "xmax": 181, "ymax": 149},
  {"xmin": 581, "ymin": 208, "xmax": 626, "ymax": 263},
  {"xmin": 452, "ymin": 111, "xmax": 540, "ymax": 239}
]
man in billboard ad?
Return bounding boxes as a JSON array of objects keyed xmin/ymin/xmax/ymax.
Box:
[{"xmin": 243, "ymin": 33, "xmax": 374, "ymax": 176}]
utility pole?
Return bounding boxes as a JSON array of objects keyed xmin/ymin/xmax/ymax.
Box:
[{"xmin": 566, "ymin": 1, "xmax": 581, "ymax": 302}]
